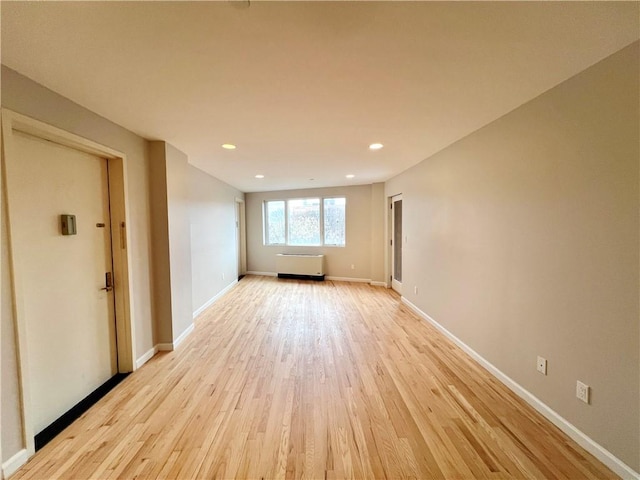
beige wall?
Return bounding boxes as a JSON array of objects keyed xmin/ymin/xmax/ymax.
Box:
[
  {"xmin": 0, "ymin": 71, "xmax": 242, "ymax": 463},
  {"xmin": 370, "ymin": 183, "xmax": 386, "ymax": 284},
  {"xmin": 148, "ymin": 142, "xmax": 172, "ymax": 344},
  {"xmin": 1, "ymin": 41, "xmax": 636, "ymax": 475},
  {"xmin": 149, "ymin": 141, "xmax": 194, "ymax": 344},
  {"xmin": 165, "ymin": 143, "xmax": 193, "ymax": 342},
  {"xmin": 246, "ymin": 185, "xmax": 384, "ymax": 281},
  {"xmin": 189, "ymin": 166, "xmax": 243, "ymax": 314},
  {"xmin": 1, "ymin": 66, "xmax": 156, "ymax": 461},
  {"xmin": 386, "ymin": 42, "xmax": 639, "ymax": 471},
  {"xmin": 1, "ymin": 190, "xmax": 22, "ymax": 459}
]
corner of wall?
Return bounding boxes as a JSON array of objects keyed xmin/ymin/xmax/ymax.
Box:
[
  {"xmin": 370, "ymin": 182, "xmax": 386, "ymax": 283},
  {"xmin": 148, "ymin": 142, "xmax": 173, "ymax": 345}
]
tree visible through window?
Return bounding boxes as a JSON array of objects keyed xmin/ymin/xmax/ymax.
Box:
[
  {"xmin": 265, "ymin": 200, "xmax": 285, "ymax": 244},
  {"xmin": 288, "ymin": 198, "xmax": 321, "ymax": 245},
  {"xmin": 263, "ymin": 197, "xmax": 346, "ymax": 246},
  {"xmin": 323, "ymin": 197, "xmax": 345, "ymax": 246}
]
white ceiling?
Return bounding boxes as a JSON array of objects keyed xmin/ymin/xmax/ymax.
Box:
[{"xmin": 2, "ymin": 1, "xmax": 638, "ymax": 192}]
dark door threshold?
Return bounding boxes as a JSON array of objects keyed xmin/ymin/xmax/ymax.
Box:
[{"xmin": 35, "ymin": 372, "xmax": 129, "ymax": 451}]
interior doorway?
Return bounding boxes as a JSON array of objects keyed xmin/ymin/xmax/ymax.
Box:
[
  {"xmin": 11, "ymin": 131, "xmax": 118, "ymax": 446},
  {"xmin": 2, "ymin": 110, "xmax": 134, "ymax": 457},
  {"xmin": 391, "ymin": 194, "xmax": 403, "ymax": 294},
  {"xmin": 235, "ymin": 198, "xmax": 247, "ymax": 280}
]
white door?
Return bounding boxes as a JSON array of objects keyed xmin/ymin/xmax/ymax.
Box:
[
  {"xmin": 10, "ymin": 131, "xmax": 117, "ymax": 435},
  {"xmin": 391, "ymin": 195, "xmax": 403, "ymax": 294}
]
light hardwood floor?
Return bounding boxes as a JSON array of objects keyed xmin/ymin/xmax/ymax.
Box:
[{"xmin": 13, "ymin": 275, "xmax": 617, "ymax": 479}]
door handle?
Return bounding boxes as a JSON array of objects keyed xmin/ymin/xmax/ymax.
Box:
[{"xmin": 101, "ymin": 272, "xmax": 114, "ymax": 292}]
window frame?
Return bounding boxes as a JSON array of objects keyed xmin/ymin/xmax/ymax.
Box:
[
  {"xmin": 286, "ymin": 197, "xmax": 322, "ymax": 246},
  {"xmin": 263, "ymin": 196, "xmax": 346, "ymax": 247},
  {"xmin": 322, "ymin": 196, "xmax": 346, "ymax": 247},
  {"xmin": 263, "ymin": 199, "xmax": 286, "ymax": 246}
]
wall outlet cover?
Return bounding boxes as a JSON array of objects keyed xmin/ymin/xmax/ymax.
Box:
[
  {"xmin": 536, "ymin": 356, "xmax": 547, "ymax": 375},
  {"xmin": 576, "ymin": 380, "xmax": 590, "ymax": 404}
]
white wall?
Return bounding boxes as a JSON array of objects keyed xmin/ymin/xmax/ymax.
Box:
[
  {"xmin": 386, "ymin": 42, "xmax": 639, "ymax": 472},
  {"xmin": 246, "ymin": 185, "xmax": 385, "ymax": 282},
  {"xmin": 1, "ymin": 66, "xmax": 155, "ymax": 461},
  {"xmin": 189, "ymin": 166, "xmax": 243, "ymax": 315}
]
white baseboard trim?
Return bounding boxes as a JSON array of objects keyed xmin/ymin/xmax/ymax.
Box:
[
  {"xmin": 326, "ymin": 276, "xmax": 371, "ymax": 283},
  {"xmin": 142, "ymin": 340, "xmax": 181, "ymax": 357},
  {"xmin": 193, "ymin": 280, "xmax": 238, "ymax": 319},
  {"xmin": 172, "ymin": 323, "xmax": 194, "ymax": 350},
  {"xmin": 2, "ymin": 448, "xmax": 29, "ymax": 478},
  {"xmin": 370, "ymin": 281, "xmax": 388, "ymax": 287},
  {"xmin": 400, "ymin": 297, "xmax": 640, "ymax": 480},
  {"xmin": 135, "ymin": 346, "xmax": 158, "ymax": 369},
  {"xmin": 246, "ymin": 271, "xmax": 277, "ymax": 277}
]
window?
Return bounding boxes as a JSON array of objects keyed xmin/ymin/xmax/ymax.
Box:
[
  {"xmin": 265, "ymin": 200, "xmax": 285, "ymax": 245},
  {"xmin": 323, "ymin": 197, "xmax": 345, "ymax": 246},
  {"xmin": 264, "ymin": 197, "xmax": 346, "ymax": 246},
  {"xmin": 288, "ymin": 198, "xmax": 321, "ymax": 245}
]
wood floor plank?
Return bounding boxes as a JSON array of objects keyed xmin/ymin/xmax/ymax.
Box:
[{"xmin": 11, "ymin": 276, "xmax": 619, "ymax": 479}]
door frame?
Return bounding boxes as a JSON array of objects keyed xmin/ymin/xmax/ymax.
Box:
[
  {"xmin": 389, "ymin": 194, "xmax": 403, "ymax": 294},
  {"xmin": 235, "ymin": 198, "xmax": 247, "ymax": 278},
  {"xmin": 1, "ymin": 109, "xmax": 136, "ymax": 457}
]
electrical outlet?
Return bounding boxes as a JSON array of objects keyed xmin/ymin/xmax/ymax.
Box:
[
  {"xmin": 350, "ymin": 264, "xmax": 355, "ymax": 270},
  {"xmin": 536, "ymin": 356, "xmax": 547, "ymax": 375},
  {"xmin": 414, "ymin": 286, "xmax": 418, "ymax": 295},
  {"xmin": 222, "ymin": 273, "xmax": 225, "ymax": 280},
  {"xmin": 576, "ymin": 381, "xmax": 590, "ymax": 404}
]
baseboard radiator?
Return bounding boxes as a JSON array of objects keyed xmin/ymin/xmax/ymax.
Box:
[{"xmin": 276, "ymin": 254, "xmax": 325, "ymax": 281}]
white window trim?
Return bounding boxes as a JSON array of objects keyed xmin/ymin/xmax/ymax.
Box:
[
  {"xmin": 264, "ymin": 199, "xmax": 286, "ymax": 246},
  {"xmin": 286, "ymin": 197, "xmax": 321, "ymax": 246},
  {"xmin": 263, "ymin": 196, "xmax": 346, "ymax": 247}
]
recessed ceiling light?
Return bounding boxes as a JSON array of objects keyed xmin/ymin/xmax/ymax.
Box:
[
  {"xmin": 346, "ymin": 174, "xmax": 355, "ymax": 179},
  {"xmin": 221, "ymin": 143, "xmax": 236, "ymax": 150},
  {"xmin": 255, "ymin": 174, "xmax": 264, "ymax": 179},
  {"xmin": 369, "ymin": 143, "xmax": 383, "ymax": 150}
]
